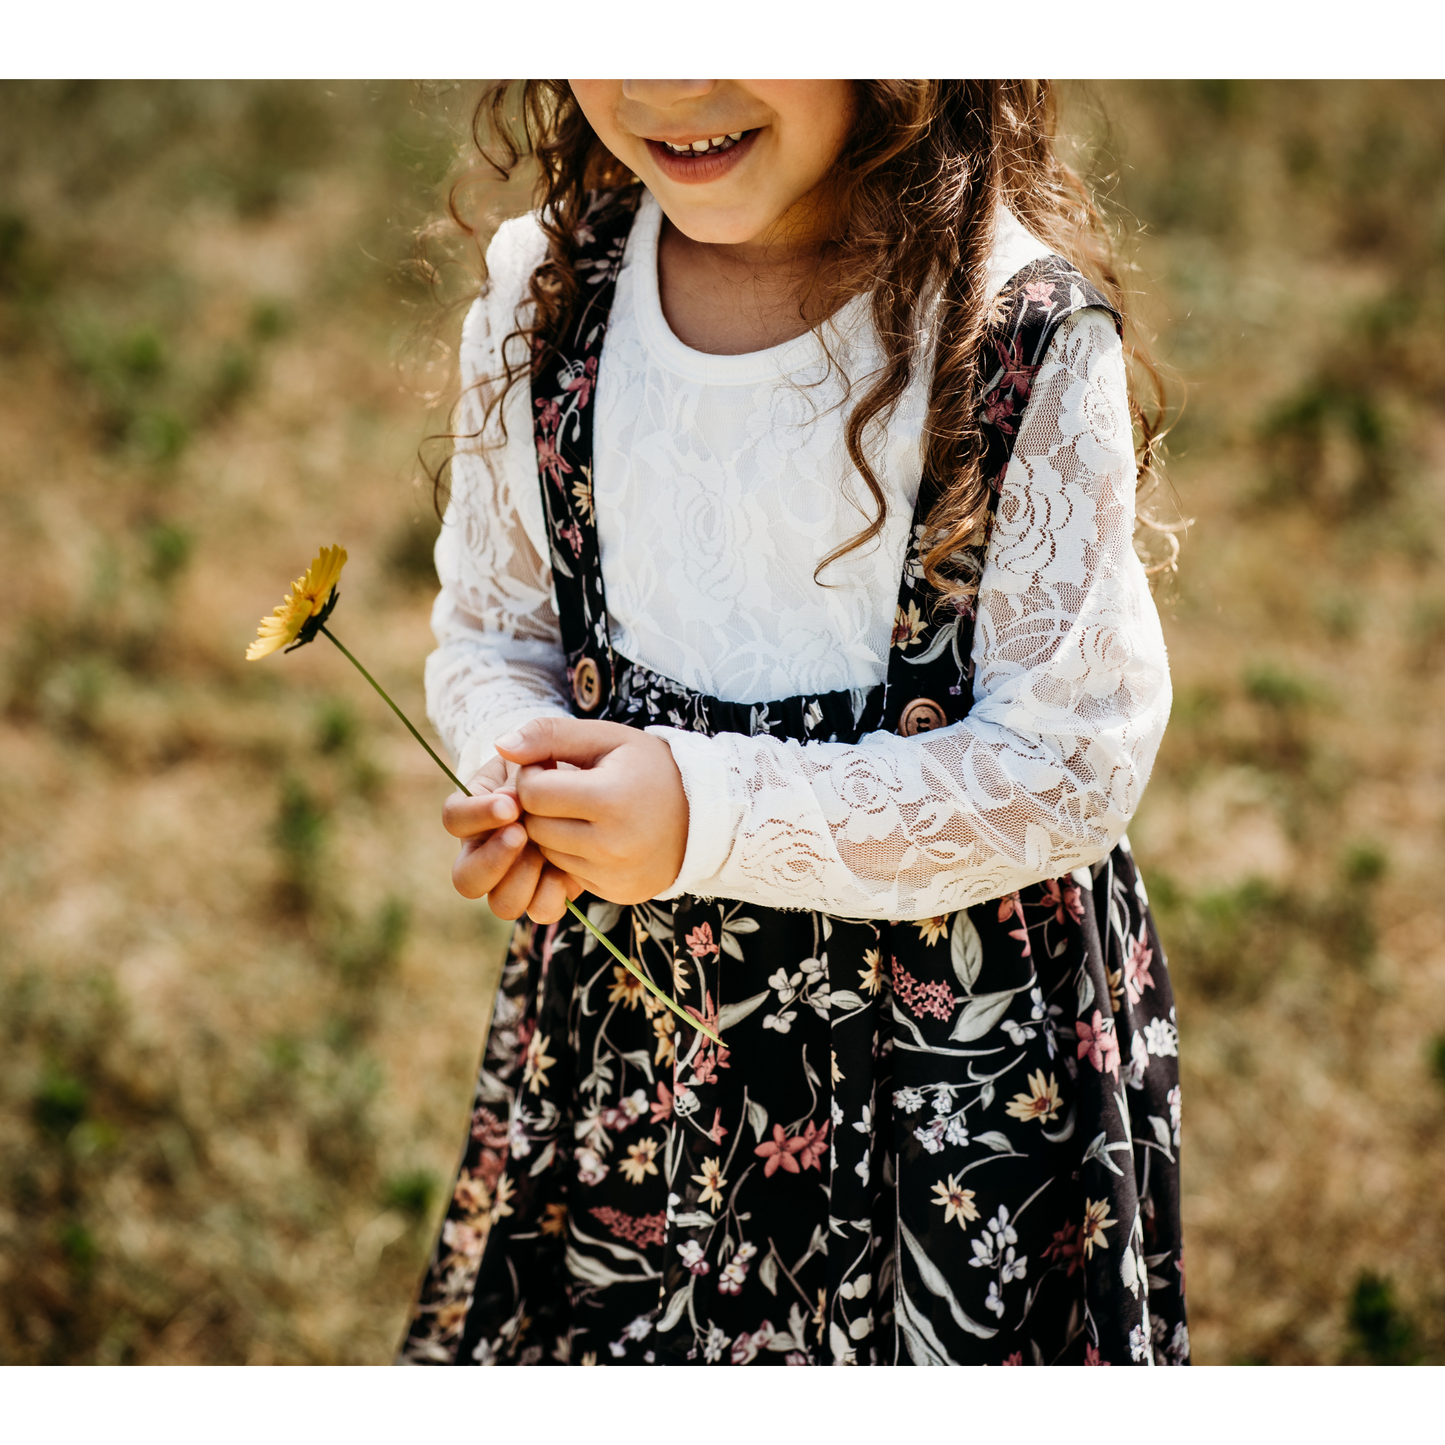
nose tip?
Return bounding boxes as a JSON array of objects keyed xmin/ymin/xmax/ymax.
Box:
[{"xmin": 621, "ymin": 80, "xmax": 717, "ymax": 106}]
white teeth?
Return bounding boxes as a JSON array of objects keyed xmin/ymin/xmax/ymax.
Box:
[
  {"xmin": 709, "ymin": 136, "xmax": 725, "ymax": 147},
  {"xmin": 728, "ymin": 132, "xmax": 742, "ymax": 141},
  {"xmin": 691, "ymin": 139, "xmax": 710, "ymax": 152}
]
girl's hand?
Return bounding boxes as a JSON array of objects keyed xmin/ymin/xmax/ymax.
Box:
[
  {"xmin": 442, "ymin": 754, "xmax": 584, "ymax": 923},
  {"xmin": 496, "ymin": 718, "xmax": 688, "ymax": 907}
]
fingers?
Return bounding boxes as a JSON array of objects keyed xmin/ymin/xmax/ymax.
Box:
[
  {"xmin": 486, "ymin": 841, "xmax": 547, "ymax": 920},
  {"xmin": 495, "ymin": 715, "xmax": 632, "ymax": 771},
  {"xmin": 452, "ymin": 822, "xmax": 528, "ymax": 899},
  {"xmin": 443, "ymin": 787, "xmax": 520, "ymax": 839},
  {"xmin": 524, "ymin": 863, "xmax": 582, "ymax": 925}
]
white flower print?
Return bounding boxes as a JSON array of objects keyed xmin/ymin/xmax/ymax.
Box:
[
  {"xmin": 894, "ymin": 1087, "xmax": 925, "ymax": 1115},
  {"xmin": 703, "ymin": 1324, "xmax": 731, "ymax": 1363},
  {"xmin": 944, "ymin": 1117, "xmax": 970, "ymax": 1147},
  {"xmin": 986, "ymin": 1281, "xmax": 1005, "ymax": 1317},
  {"xmin": 1143, "ymin": 1017, "xmax": 1179, "ymax": 1057}
]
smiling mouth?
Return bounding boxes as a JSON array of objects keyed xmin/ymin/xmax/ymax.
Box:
[{"xmin": 653, "ymin": 131, "xmax": 748, "ymax": 157}]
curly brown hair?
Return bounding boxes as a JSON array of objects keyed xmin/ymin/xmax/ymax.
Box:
[{"xmin": 440, "ymin": 80, "xmax": 1174, "ymax": 600}]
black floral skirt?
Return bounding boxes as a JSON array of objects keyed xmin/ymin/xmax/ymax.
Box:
[{"xmin": 398, "ymin": 840, "xmax": 1188, "ymax": 1366}]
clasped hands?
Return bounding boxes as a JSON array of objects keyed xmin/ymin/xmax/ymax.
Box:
[{"xmin": 443, "ymin": 716, "xmax": 690, "ymax": 923}]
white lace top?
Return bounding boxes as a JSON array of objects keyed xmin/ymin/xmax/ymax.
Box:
[{"xmin": 426, "ymin": 192, "xmax": 1171, "ymax": 921}]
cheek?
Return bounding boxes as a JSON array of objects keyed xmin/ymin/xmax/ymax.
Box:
[{"xmin": 568, "ymin": 81, "xmax": 632, "ymax": 163}]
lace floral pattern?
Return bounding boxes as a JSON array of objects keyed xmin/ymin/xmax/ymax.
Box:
[{"xmin": 425, "ymin": 199, "xmax": 1170, "ymax": 911}]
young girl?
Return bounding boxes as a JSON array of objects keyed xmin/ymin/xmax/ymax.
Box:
[{"xmin": 400, "ymin": 80, "xmax": 1186, "ymax": 1367}]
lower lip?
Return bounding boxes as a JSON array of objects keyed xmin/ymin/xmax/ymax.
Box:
[{"xmin": 645, "ymin": 130, "xmax": 758, "ymax": 185}]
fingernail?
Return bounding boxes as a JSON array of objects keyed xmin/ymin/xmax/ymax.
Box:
[
  {"xmin": 495, "ymin": 731, "xmax": 522, "ymax": 752},
  {"xmin": 501, "ymin": 825, "xmax": 525, "ymax": 848}
]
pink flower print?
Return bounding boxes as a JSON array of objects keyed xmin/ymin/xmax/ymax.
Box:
[
  {"xmin": 650, "ymin": 1081, "xmax": 673, "ymax": 1125},
  {"xmin": 1023, "ymin": 281, "xmax": 1056, "ymax": 308},
  {"xmin": 755, "ymin": 1123, "xmax": 808, "ymax": 1178},
  {"xmin": 891, "ymin": 957, "xmax": 956, "ymax": 1021},
  {"xmin": 1124, "ymin": 935, "xmax": 1155, "ymax": 1005},
  {"xmin": 557, "ymin": 520, "xmax": 584, "ymax": 557},
  {"xmin": 1063, "ymin": 881, "xmax": 1085, "ymax": 924},
  {"xmin": 706, "ymin": 1107, "xmax": 728, "ymax": 1146},
  {"xmin": 1043, "ymin": 1220, "xmax": 1084, "ymax": 1277},
  {"xmin": 1084, "ymin": 1342, "xmax": 1110, "ymax": 1366},
  {"xmin": 995, "ymin": 338, "xmax": 1040, "ymax": 403},
  {"xmin": 998, "ymin": 891, "xmax": 1032, "ymax": 958},
  {"xmin": 982, "ymin": 385, "xmax": 1019, "ymax": 433},
  {"xmin": 1002, "ymin": 1351, "xmax": 1024, "ymax": 1365},
  {"xmin": 685, "ymin": 923, "xmax": 720, "ymax": 960},
  {"xmin": 1076, "ymin": 1009, "xmax": 1121, "ymax": 1078},
  {"xmin": 565, "ymin": 355, "xmax": 598, "ymax": 409},
  {"xmin": 535, "ymin": 432, "xmax": 571, "ymax": 490},
  {"xmin": 797, "ymin": 1119, "xmax": 829, "ymax": 1172}
]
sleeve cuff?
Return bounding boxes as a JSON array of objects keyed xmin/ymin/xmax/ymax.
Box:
[{"xmin": 646, "ymin": 726, "xmax": 745, "ymax": 899}]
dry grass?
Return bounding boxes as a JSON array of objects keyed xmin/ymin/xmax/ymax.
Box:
[{"xmin": 1, "ymin": 80, "xmax": 1442, "ymax": 1364}]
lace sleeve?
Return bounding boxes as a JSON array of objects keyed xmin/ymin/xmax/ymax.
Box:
[
  {"xmin": 424, "ymin": 280, "xmax": 572, "ymax": 785},
  {"xmin": 653, "ymin": 309, "xmax": 1172, "ymax": 919}
]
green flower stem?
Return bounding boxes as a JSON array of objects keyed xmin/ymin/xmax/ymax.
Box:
[
  {"xmin": 319, "ymin": 624, "xmax": 721, "ymax": 1048},
  {"xmin": 563, "ymin": 899, "xmax": 723, "ymax": 1047},
  {"xmin": 321, "ymin": 626, "xmax": 469, "ymax": 793}
]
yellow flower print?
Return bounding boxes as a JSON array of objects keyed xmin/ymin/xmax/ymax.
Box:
[
  {"xmin": 620, "ymin": 1137, "xmax": 660, "ymax": 1185},
  {"xmin": 692, "ymin": 1156, "xmax": 728, "ymax": 1213},
  {"xmin": 523, "ymin": 1031, "xmax": 556, "ymax": 1095},
  {"xmin": 540, "ymin": 1202, "xmax": 568, "ymax": 1237},
  {"xmin": 572, "ymin": 466, "xmax": 595, "ymax": 525},
  {"xmin": 831, "ymin": 1049, "xmax": 844, "ymax": 1085},
  {"xmin": 579, "ymin": 1351, "xmax": 598, "ymax": 1366},
  {"xmin": 608, "ymin": 965, "xmax": 646, "ymax": 1010},
  {"xmin": 1005, "ymin": 1070, "xmax": 1062, "ymax": 1124},
  {"xmin": 489, "ymin": 1173, "xmax": 516, "ymax": 1225},
  {"xmin": 930, "ymin": 1174, "xmax": 979, "ymax": 1229},
  {"xmin": 245, "ymin": 544, "xmax": 347, "ymax": 659},
  {"xmin": 1081, "ymin": 1197, "xmax": 1116, "ymax": 1258},
  {"xmin": 915, "ymin": 916, "xmax": 948, "ymax": 947},
  {"xmin": 812, "ymin": 1287, "xmax": 827, "ymax": 1343},
  {"xmin": 1106, "ymin": 966, "xmax": 1124, "ymax": 1014},
  {"xmin": 858, "ymin": 948, "xmax": 884, "ymax": 995},
  {"xmin": 653, "ymin": 1012, "xmax": 676, "ymax": 1067},
  {"xmin": 891, "ymin": 599, "xmax": 925, "ymax": 650}
]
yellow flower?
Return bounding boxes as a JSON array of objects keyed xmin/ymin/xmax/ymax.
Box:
[
  {"xmin": 489, "ymin": 1173, "xmax": 516, "ymax": 1225},
  {"xmin": 653, "ymin": 1012, "xmax": 676, "ymax": 1067},
  {"xmin": 1081, "ymin": 1197, "xmax": 1115, "ymax": 1258},
  {"xmin": 540, "ymin": 1202, "xmax": 568, "ymax": 1237},
  {"xmin": 858, "ymin": 948, "xmax": 884, "ymax": 996},
  {"xmin": 245, "ymin": 544, "xmax": 347, "ymax": 659},
  {"xmin": 523, "ymin": 1031, "xmax": 556, "ymax": 1095},
  {"xmin": 620, "ymin": 1137, "xmax": 660, "ymax": 1185},
  {"xmin": 831, "ymin": 1049, "xmax": 844, "ymax": 1085},
  {"xmin": 891, "ymin": 600, "xmax": 925, "ymax": 650},
  {"xmin": 930, "ymin": 1174, "xmax": 979, "ymax": 1229},
  {"xmin": 915, "ymin": 915, "xmax": 948, "ymax": 947},
  {"xmin": 692, "ymin": 1156, "xmax": 727, "ymax": 1213},
  {"xmin": 572, "ymin": 467, "xmax": 595, "ymax": 525},
  {"xmin": 608, "ymin": 965, "xmax": 646, "ymax": 1011},
  {"xmin": 812, "ymin": 1288, "xmax": 827, "ymax": 1343},
  {"xmin": 1005, "ymin": 1070, "xmax": 1062, "ymax": 1124},
  {"xmin": 1106, "ymin": 966, "xmax": 1124, "ymax": 1014}
]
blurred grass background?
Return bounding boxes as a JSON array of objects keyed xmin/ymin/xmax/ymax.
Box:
[{"xmin": 0, "ymin": 79, "xmax": 1442, "ymax": 1365}]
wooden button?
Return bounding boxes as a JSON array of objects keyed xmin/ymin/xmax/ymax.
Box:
[
  {"xmin": 572, "ymin": 656, "xmax": 602, "ymax": 713},
  {"xmin": 898, "ymin": 696, "xmax": 947, "ymax": 736}
]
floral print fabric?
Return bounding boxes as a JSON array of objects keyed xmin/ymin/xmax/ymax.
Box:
[{"xmin": 399, "ymin": 192, "xmax": 1187, "ymax": 1366}]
